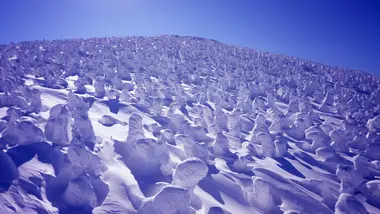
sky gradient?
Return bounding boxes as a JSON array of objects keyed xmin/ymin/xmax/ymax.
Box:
[{"xmin": 1, "ymin": 0, "xmax": 379, "ymax": 75}]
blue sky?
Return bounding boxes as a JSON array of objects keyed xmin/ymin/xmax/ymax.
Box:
[{"xmin": 1, "ymin": 0, "xmax": 379, "ymax": 75}]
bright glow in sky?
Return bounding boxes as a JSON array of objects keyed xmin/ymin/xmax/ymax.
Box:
[{"xmin": 0, "ymin": 0, "xmax": 379, "ymax": 75}]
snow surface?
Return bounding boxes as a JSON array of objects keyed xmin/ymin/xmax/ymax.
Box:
[{"xmin": 0, "ymin": 35, "xmax": 380, "ymax": 214}]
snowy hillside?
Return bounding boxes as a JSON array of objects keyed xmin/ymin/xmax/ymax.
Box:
[{"xmin": 0, "ymin": 35, "xmax": 380, "ymax": 214}]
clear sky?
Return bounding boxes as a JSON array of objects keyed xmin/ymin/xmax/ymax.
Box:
[{"xmin": 1, "ymin": 0, "xmax": 379, "ymax": 75}]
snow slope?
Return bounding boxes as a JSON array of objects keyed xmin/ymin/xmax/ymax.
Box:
[{"xmin": 0, "ymin": 35, "xmax": 380, "ymax": 214}]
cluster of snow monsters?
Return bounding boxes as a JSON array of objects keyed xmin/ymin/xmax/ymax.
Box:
[{"xmin": 0, "ymin": 35, "xmax": 379, "ymax": 214}]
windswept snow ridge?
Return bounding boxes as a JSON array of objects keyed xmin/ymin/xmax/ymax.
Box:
[{"xmin": 0, "ymin": 35, "xmax": 380, "ymax": 214}]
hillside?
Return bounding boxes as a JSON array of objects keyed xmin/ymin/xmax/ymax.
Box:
[{"xmin": 0, "ymin": 35, "xmax": 380, "ymax": 214}]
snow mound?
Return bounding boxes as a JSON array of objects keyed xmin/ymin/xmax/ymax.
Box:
[
  {"xmin": 172, "ymin": 157, "xmax": 208, "ymax": 189},
  {"xmin": 138, "ymin": 185, "xmax": 194, "ymax": 214},
  {"xmin": 0, "ymin": 150, "xmax": 19, "ymax": 189},
  {"xmin": 2, "ymin": 117, "xmax": 45, "ymax": 145},
  {"xmin": 44, "ymin": 104, "xmax": 72, "ymax": 145},
  {"xmin": 335, "ymin": 193, "xmax": 368, "ymax": 214}
]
